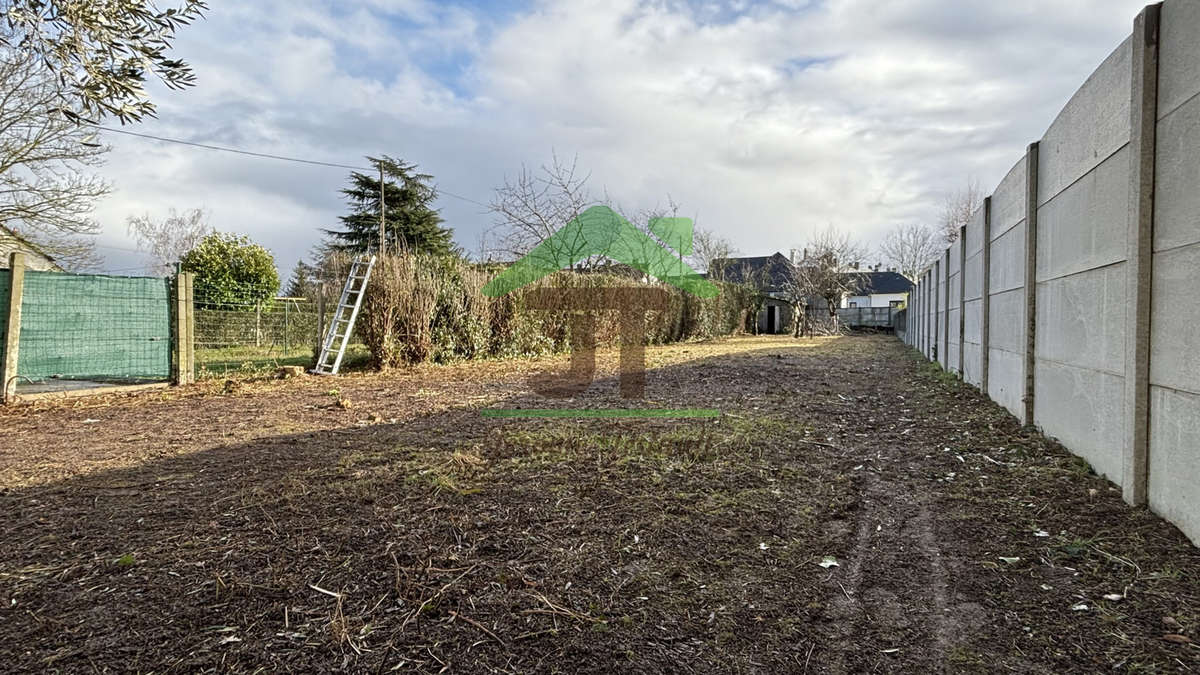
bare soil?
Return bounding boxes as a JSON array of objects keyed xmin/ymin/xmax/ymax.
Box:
[{"xmin": 1, "ymin": 334, "xmax": 1197, "ymax": 673}]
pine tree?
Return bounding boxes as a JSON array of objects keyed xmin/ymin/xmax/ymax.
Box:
[
  {"xmin": 325, "ymin": 156, "xmax": 454, "ymax": 256},
  {"xmin": 284, "ymin": 260, "xmax": 316, "ymax": 298}
]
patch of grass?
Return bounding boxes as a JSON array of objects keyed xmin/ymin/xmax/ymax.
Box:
[{"xmin": 196, "ymin": 344, "xmax": 369, "ymax": 380}]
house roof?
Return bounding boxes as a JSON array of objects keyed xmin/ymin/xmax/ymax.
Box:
[
  {"xmin": 709, "ymin": 252, "xmax": 794, "ymax": 290},
  {"xmin": 848, "ymin": 270, "xmax": 912, "ymax": 295},
  {"xmin": 0, "ymin": 224, "xmax": 62, "ymax": 271}
]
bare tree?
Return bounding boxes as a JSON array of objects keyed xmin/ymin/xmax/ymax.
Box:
[
  {"xmin": 0, "ymin": 51, "xmax": 109, "ymax": 270},
  {"xmin": 879, "ymin": 223, "xmax": 941, "ymax": 281},
  {"xmin": 939, "ymin": 177, "xmax": 983, "ymax": 243},
  {"xmin": 785, "ymin": 225, "xmax": 868, "ymax": 333},
  {"xmin": 489, "ymin": 152, "xmax": 593, "ymax": 263},
  {"xmin": 126, "ymin": 207, "xmax": 213, "ymax": 275},
  {"xmin": 690, "ymin": 228, "xmax": 737, "ymax": 277}
]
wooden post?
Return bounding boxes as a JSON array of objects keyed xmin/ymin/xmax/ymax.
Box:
[
  {"xmin": 317, "ymin": 283, "xmax": 327, "ymax": 351},
  {"xmin": 2, "ymin": 253, "xmax": 25, "ymax": 403}
]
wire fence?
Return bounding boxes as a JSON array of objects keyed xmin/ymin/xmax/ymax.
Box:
[{"xmin": 191, "ymin": 279, "xmax": 365, "ymax": 378}]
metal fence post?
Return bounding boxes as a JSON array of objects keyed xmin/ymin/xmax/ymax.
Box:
[{"xmin": 2, "ymin": 253, "xmax": 26, "ymax": 403}]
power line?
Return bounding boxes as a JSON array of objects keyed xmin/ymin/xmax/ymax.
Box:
[
  {"xmin": 94, "ymin": 126, "xmax": 371, "ymax": 171},
  {"xmin": 95, "ymin": 125, "xmax": 493, "ymax": 208}
]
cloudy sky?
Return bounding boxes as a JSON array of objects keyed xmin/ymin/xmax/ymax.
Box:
[{"xmin": 90, "ymin": 0, "xmax": 1149, "ymax": 276}]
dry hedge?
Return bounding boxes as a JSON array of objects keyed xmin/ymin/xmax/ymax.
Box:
[{"xmin": 353, "ymin": 253, "xmax": 758, "ymax": 369}]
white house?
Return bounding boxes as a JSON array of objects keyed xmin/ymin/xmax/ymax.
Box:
[
  {"xmin": 0, "ymin": 225, "xmax": 62, "ymax": 272},
  {"xmin": 841, "ymin": 270, "xmax": 912, "ymax": 309}
]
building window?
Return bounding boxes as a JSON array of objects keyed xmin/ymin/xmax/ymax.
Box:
[
  {"xmin": 848, "ymin": 302, "xmax": 857, "ymax": 308},
  {"xmin": 889, "ymin": 300, "xmax": 901, "ymax": 308}
]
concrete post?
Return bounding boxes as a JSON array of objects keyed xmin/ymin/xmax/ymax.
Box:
[
  {"xmin": 958, "ymin": 224, "xmax": 967, "ymax": 376},
  {"xmin": 184, "ymin": 273, "xmax": 195, "ymax": 384},
  {"xmin": 942, "ymin": 249, "xmax": 950, "ymax": 367},
  {"xmin": 933, "ymin": 260, "xmax": 941, "ymax": 363},
  {"xmin": 980, "ymin": 196, "xmax": 992, "ymax": 392},
  {"xmin": 925, "ymin": 270, "xmax": 932, "ymax": 358},
  {"xmin": 1023, "ymin": 142, "xmax": 1040, "ymax": 427},
  {"xmin": 172, "ymin": 273, "xmax": 186, "ymax": 385},
  {"xmin": 1123, "ymin": 3, "xmax": 1160, "ymax": 507},
  {"xmin": 2, "ymin": 253, "xmax": 25, "ymax": 404}
]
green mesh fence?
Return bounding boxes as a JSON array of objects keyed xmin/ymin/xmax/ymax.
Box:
[{"xmin": 16, "ymin": 271, "xmax": 172, "ymax": 383}]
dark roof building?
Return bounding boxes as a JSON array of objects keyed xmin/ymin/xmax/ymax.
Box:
[
  {"xmin": 847, "ymin": 270, "xmax": 913, "ymax": 296},
  {"xmin": 708, "ymin": 252, "xmax": 795, "ymax": 292}
]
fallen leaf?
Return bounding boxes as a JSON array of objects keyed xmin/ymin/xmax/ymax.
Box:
[
  {"xmin": 999, "ymin": 557, "xmax": 1020, "ymax": 565},
  {"xmin": 818, "ymin": 556, "xmax": 839, "ymax": 569},
  {"xmin": 1164, "ymin": 616, "xmax": 1183, "ymax": 629},
  {"xmin": 1163, "ymin": 634, "xmax": 1192, "ymax": 644},
  {"xmin": 1033, "ymin": 530, "xmax": 1050, "ymax": 538},
  {"xmin": 881, "ymin": 648, "xmax": 900, "ymax": 654},
  {"xmin": 1040, "ymin": 584, "xmax": 1053, "ymax": 591},
  {"xmin": 1102, "ymin": 594, "xmax": 1124, "ymax": 602},
  {"xmin": 1071, "ymin": 603, "xmax": 1089, "ymax": 612}
]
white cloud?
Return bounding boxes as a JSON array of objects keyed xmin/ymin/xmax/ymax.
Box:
[{"xmin": 90, "ymin": 0, "xmax": 1148, "ymax": 275}]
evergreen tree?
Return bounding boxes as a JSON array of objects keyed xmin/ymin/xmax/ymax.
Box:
[
  {"xmin": 325, "ymin": 156, "xmax": 454, "ymax": 256},
  {"xmin": 284, "ymin": 260, "xmax": 316, "ymax": 298}
]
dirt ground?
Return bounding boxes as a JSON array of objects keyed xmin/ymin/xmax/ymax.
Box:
[{"xmin": 1, "ymin": 334, "xmax": 1198, "ymax": 673}]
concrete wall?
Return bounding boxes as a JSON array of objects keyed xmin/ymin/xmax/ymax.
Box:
[
  {"xmin": 906, "ymin": 1, "xmax": 1200, "ymax": 546},
  {"xmin": 946, "ymin": 231, "xmax": 962, "ymax": 374}
]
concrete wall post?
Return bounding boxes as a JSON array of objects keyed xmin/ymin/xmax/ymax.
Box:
[
  {"xmin": 2, "ymin": 253, "xmax": 25, "ymax": 404},
  {"xmin": 942, "ymin": 249, "xmax": 950, "ymax": 367},
  {"xmin": 958, "ymin": 224, "xmax": 967, "ymax": 376},
  {"xmin": 980, "ymin": 197, "xmax": 992, "ymax": 392},
  {"xmin": 1123, "ymin": 3, "xmax": 1160, "ymax": 507},
  {"xmin": 184, "ymin": 272, "xmax": 195, "ymax": 385},
  {"xmin": 172, "ymin": 273, "xmax": 186, "ymax": 385},
  {"xmin": 1023, "ymin": 142, "xmax": 1040, "ymax": 426}
]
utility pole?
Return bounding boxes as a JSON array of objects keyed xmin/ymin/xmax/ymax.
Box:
[{"xmin": 378, "ymin": 163, "xmax": 386, "ymax": 256}]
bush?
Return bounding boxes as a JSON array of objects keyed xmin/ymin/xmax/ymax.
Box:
[{"xmin": 355, "ymin": 253, "xmax": 759, "ymax": 369}]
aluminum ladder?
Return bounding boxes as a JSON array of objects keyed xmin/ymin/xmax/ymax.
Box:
[{"xmin": 314, "ymin": 255, "xmax": 376, "ymax": 375}]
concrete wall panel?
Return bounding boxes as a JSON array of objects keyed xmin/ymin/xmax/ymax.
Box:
[
  {"xmin": 1036, "ymin": 147, "xmax": 1130, "ymax": 281},
  {"xmin": 989, "ymin": 222, "xmax": 1025, "ymax": 294},
  {"xmin": 987, "ymin": 288, "xmax": 1025, "ymax": 354},
  {"xmin": 1148, "ymin": 386, "xmax": 1200, "ymax": 543},
  {"xmin": 1035, "ymin": 360, "xmax": 1125, "ymax": 482},
  {"xmin": 1038, "ymin": 38, "xmax": 1132, "ymax": 205},
  {"xmin": 963, "ymin": 342, "xmax": 982, "ymax": 387},
  {"xmin": 1154, "ymin": 96, "xmax": 1200, "ymax": 252},
  {"xmin": 988, "ymin": 348, "xmax": 1025, "ymax": 419},
  {"xmin": 965, "ymin": 207, "xmax": 985, "ymax": 258},
  {"xmin": 1149, "ymin": 243, "xmax": 1200, "ymax": 396},
  {"xmin": 1035, "ymin": 264, "xmax": 1126, "ymax": 375},
  {"xmin": 1158, "ymin": 0, "xmax": 1200, "ymax": 119},
  {"xmin": 991, "ymin": 158, "xmax": 1027, "ymax": 239}
]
